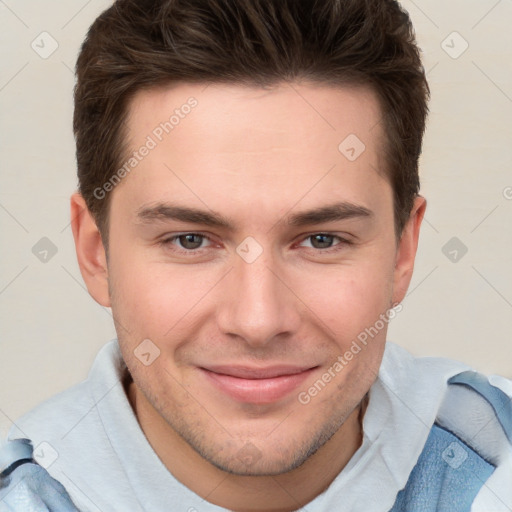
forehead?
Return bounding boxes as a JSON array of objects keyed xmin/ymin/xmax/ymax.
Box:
[
  {"xmin": 126, "ymin": 81, "xmax": 383, "ymax": 155},
  {"xmin": 113, "ymin": 81, "xmax": 390, "ymax": 224}
]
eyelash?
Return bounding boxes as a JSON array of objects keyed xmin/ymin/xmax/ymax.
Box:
[
  {"xmin": 160, "ymin": 233, "xmax": 214, "ymax": 254},
  {"xmin": 159, "ymin": 232, "xmax": 352, "ymax": 256}
]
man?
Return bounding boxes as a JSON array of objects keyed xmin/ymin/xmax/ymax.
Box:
[{"xmin": 1, "ymin": 0, "xmax": 511, "ymax": 510}]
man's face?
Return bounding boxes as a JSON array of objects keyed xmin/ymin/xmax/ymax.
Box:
[{"xmin": 105, "ymin": 82, "xmax": 404, "ymax": 475}]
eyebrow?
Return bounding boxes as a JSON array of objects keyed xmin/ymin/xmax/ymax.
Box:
[
  {"xmin": 136, "ymin": 204, "xmax": 232, "ymax": 228},
  {"xmin": 136, "ymin": 201, "xmax": 373, "ymax": 230},
  {"xmin": 286, "ymin": 202, "xmax": 373, "ymax": 226}
]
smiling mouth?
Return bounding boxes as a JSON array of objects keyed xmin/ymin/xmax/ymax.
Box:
[{"xmin": 200, "ymin": 365, "xmax": 318, "ymax": 404}]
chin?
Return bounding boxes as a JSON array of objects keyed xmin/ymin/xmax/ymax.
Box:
[
  {"xmin": 205, "ymin": 448, "xmax": 308, "ymax": 477},
  {"xmin": 191, "ymin": 419, "xmax": 341, "ymax": 477}
]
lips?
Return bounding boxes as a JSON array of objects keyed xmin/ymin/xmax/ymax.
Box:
[
  {"xmin": 200, "ymin": 364, "xmax": 317, "ymax": 404},
  {"xmin": 204, "ymin": 365, "xmax": 313, "ymax": 379}
]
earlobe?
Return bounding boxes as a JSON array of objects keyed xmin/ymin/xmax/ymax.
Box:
[
  {"xmin": 392, "ymin": 195, "xmax": 427, "ymax": 306},
  {"xmin": 70, "ymin": 193, "xmax": 111, "ymax": 307}
]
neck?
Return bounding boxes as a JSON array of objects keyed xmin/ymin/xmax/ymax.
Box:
[{"xmin": 126, "ymin": 378, "xmax": 367, "ymax": 512}]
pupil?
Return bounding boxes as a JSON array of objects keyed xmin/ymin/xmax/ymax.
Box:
[
  {"xmin": 312, "ymin": 234, "xmax": 333, "ymax": 249},
  {"xmin": 180, "ymin": 234, "xmax": 202, "ymax": 249}
]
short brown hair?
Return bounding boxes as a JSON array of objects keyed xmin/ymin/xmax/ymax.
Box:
[{"xmin": 74, "ymin": 0, "xmax": 429, "ymax": 242}]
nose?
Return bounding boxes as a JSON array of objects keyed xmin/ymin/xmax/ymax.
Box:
[{"xmin": 215, "ymin": 249, "xmax": 301, "ymax": 348}]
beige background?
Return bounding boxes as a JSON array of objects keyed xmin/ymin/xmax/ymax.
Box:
[{"xmin": 1, "ymin": 0, "xmax": 511, "ymax": 439}]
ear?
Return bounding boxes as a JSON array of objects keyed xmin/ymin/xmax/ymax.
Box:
[
  {"xmin": 392, "ymin": 195, "xmax": 427, "ymax": 305},
  {"xmin": 70, "ymin": 193, "xmax": 111, "ymax": 307}
]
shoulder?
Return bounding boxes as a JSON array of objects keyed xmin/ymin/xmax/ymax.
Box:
[
  {"xmin": 7, "ymin": 340, "xmax": 124, "ymax": 447},
  {"xmin": 379, "ymin": 341, "xmax": 472, "ymax": 399},
  {"xmin": 384, "ymin": 345, "xmax": 512, "ymax": 512},
  {"xmin": 8, "ymin": 379, "xmax": 93, "ymax": 444},
  {"xmin": 382, "ymin": 342, "xmax": 512, "ymax": 456}
]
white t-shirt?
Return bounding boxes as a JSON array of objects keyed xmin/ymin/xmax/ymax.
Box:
[{"xmin": 7, "ymin": 340, "xmax": 512, "ymax": 512}]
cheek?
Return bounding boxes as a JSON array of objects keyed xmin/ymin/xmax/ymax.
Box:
[
  {"xmin": 108, "ymin": 255, "xmax": 171, "ymax": 335},
  {"xmin": 108, "ymin": 254, "xmax": 218, "ymax": 340},
  {"xmin": 298, "ymin": 258, "xmax": 395, "ymax": 341}
]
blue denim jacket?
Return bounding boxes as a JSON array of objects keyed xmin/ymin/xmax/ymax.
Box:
[{"xmin": 0, "ymin": 439, "xmax": 79, "ymax": 511}]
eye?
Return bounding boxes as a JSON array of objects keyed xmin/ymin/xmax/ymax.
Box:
[
  {"xmin": 298, "ymin": 234, "xmax": 350, "ymax": 250},
  {"xmin": 178, "ymin": 233, "xmax": 206, "ymax": 250},
  {"xmin": 162, "ymin": 233, "xmax": 213, "ymax": 251},
  {"xmin": 309, "ymin": 234, "xmax": 336, "ymax": 249}
]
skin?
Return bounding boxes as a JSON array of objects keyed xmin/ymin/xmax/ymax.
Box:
[{"xmin": 71, "ymin": 82, "xmax": 426, "ymax": 512}]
